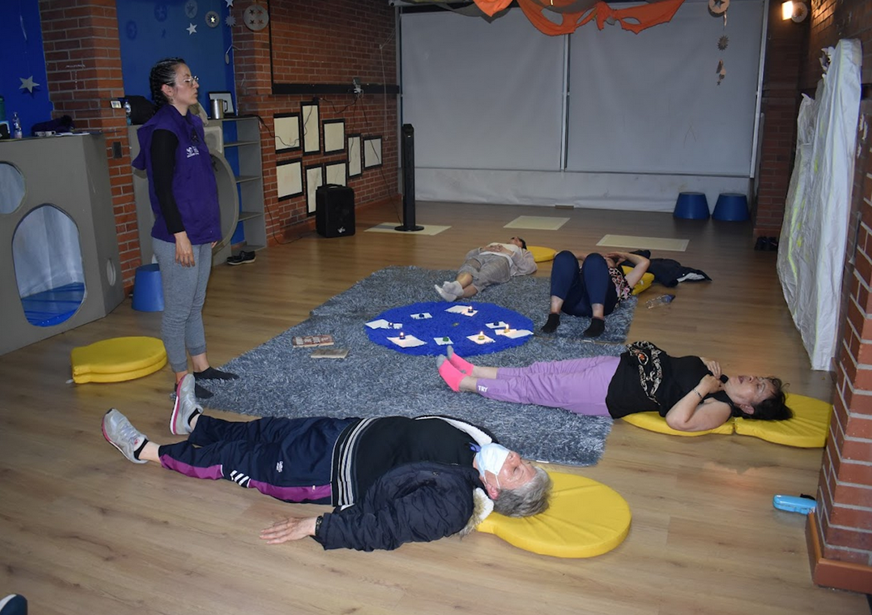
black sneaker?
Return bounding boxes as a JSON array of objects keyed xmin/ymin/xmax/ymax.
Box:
[{"xmin": 240, "ymin": 250, "xmax": 256, "ymax": 264}]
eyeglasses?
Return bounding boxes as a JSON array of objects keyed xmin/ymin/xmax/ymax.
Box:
[{"xmin": 169, "ymin": 76, "xmax": 199, "ymax": 87}]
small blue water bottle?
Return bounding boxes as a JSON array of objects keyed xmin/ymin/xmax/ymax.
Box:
[
  {"xmin": 0, "ymin": 95, "xmax": 6, "ymax": 123},
  {"xmin": 11, "ymin": 112, "xmax": 23, "ymax": 139}
]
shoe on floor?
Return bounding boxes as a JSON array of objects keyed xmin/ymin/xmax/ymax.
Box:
[
  {"xmin": 0, "ymin": 594, "xmax": 27, "ymax": 615},
  {"xmin": 171, "ymin": 374, "xmax": 202, "ymax": 435},
  {"xmin": 241, "ymin": 250, "xmax": 256, "ymax": 264},
  {"xmin": 102, "ymin": 409, "xmax": 148, "ymax": 464}
]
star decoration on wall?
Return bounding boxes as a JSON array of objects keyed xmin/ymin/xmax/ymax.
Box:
[
  {"xmin": 19, "ymin": 76, "xmax": 40, "ymax": 93},
  {"xmin": 225, "ymin": 0, "xmax": 234, "ymax": 7},
  {"xmin": 225, "ymin": 15, "xmax": 236, "ymax": 26},
  {"xmin": 187, "ymin": 22, "xmax": 197, "ymax": 35}
]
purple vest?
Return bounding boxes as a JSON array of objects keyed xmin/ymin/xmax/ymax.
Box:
[{"xmin": 132, "ymin": 105, "xmax": 221, "ymax": 245}]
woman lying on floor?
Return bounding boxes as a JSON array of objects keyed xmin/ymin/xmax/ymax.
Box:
[{"xmin": 437, "ymin": 341, "xmax": 792, "ymax": 432}]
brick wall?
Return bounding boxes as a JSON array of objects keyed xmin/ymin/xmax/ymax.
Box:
[
  {"xmin": 38, "ymin": 0, "xmax": 139, "ymax": 287},
  {"xmin": 230, "ymin": 0, "xmax": 399, "ymax": 242},
  {"xmin": 752, "ymin": 1, "xmax": 807, "ymax": 238},
  {"xmin": 793, "ymin": 0, "xmax": 872, "ymax": 593},
  {"xmin": 35, "ymin": 0, "xmax": 399, "ymax": 288}
]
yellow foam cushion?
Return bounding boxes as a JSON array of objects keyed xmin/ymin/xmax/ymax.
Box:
[
  {"xmin": 71, "ymin": 336, "xmax": 167, "ymax": 384},
  {"xmin": 621, "ymin": 411, "xmax": 735, "ymax": 436},
  {"xmin": 620, "ymin": 393, "xmax": 831, "ymax": 448},
  {"xmin": 477, "ymin": 472, "xmax": 631, "ymax": 558},
  {"xmin": 622, "ymin": 265, "xmax": 655, "ymax": 296},
  {"xmin": 528, "ymin": 246, "xmax": 557, "ymax": 263},
  {"xmin": 734, "ymin": 393, "xmax": 832, "ymax": 448}
]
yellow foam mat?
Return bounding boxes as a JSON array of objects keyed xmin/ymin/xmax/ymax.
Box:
[
  {"xmin": 621, "ymin": 265, "xmax": 655, "ymax": 296},
  {"xmin": 477, "ymin": 472, "xmax": 631, "ymax": 558},
  {"xmin": 71, "ymin": 336, "xmax": 167, "ymax": 384},
  {"xmin": 621, "ymin": 393, "xmax": 832, "ymax": 448},
  {"xmin": 527, "ymin": 246, "xmax": 557, "ymax": 263}
]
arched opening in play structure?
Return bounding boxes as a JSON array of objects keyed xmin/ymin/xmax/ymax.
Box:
[{"xmin": 2, "ymin": 161, "xmax": 86, "ymax": 328}]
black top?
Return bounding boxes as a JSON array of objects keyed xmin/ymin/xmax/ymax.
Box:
[
  {"xmin": 606, "ymin": 343, "xmax": 741, "ymax": 419},
  {"xmin": 353, "ymin": 417, "xmax": 478, "ymax": 499},
  {"xmin": 150, "ymin": 128, "xmax": 185, "ymax": 234}
]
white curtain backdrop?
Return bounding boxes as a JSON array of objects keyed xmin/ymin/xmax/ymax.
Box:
[
  {"xmin": 400, "ymin": 0, "xmax": 765, "ymax": 210},
  {"xmin": 777, "ymin": 39, "xmax": 862, "ymax": 371},
  {"xmin": 12, "ymin": 205, "xmax": 84, "ymax": 298}
]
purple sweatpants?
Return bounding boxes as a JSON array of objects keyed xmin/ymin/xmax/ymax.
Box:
[{"xmin": 475, "ymin": 355, "xmax": 620, "ymax": 416}]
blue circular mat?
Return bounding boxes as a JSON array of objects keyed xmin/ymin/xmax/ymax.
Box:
[{"xmin": 366, "ymin": 301, "xmax": 534, "ymax": 357}]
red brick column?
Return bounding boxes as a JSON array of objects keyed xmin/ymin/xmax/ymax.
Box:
[
  {"xmin": 753, "ymin": 1, "xmax": 807, "ymax": 239},
  {"xmin": 38, "ymin": 0, "xmax": 139, "ymax": 290},
  {"xmin": 800, "ymin": 0, "xmax": 872, "ymax": 592}
]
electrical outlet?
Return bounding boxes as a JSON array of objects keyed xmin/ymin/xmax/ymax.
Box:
[
  {"xmin": 110, "ymin": 100, "xmax": 122, "ymax": 109},
  {"xmin": 352, "ymin": 77, "xmax": 362, "ymax": 96}
]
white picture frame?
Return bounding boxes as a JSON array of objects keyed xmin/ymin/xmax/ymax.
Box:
[
  {"xmin": 274, "ymin": 113, "xmax": 301, "ymax": 153},
  {"xmin": 306, "ymin": 164, "xmax": 323, "ymax": 214},
  {"xmin": 276, "ymin": 159, "xmax": 303, "ymax": 200},
  {"xmin": 348, "ymin": 134, "xmax": 361, "ymax": 178},
  {"xmin": 323, "ymin": 119, "xmax": 346, "ymax": 155},
  {"xmin": 325, "ymin": 161, "xmax": 347, "ymax": 186},
  {"xmin": 301, "ymin": 101, "xmax": 320, "ymax": 154},
  {"xmin": 363, "ymin": 136, "xmax": 382, "ymax": 169}
]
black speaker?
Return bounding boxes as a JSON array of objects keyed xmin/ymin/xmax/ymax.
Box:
[{"xmin": 316, "ymin": 184, "xmax": 355, "ymax": 238}]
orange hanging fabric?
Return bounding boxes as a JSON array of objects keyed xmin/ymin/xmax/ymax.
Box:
[{"xmin": 474, "ymin": 0, "xmax": 686, "ymax": 36}]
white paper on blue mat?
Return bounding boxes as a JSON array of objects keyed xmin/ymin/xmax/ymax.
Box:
[
  {"xmin": 411, "ymin": 312, "xmax": 432, "ymax": 320},
  {"xmin": 389, "ymin": 335, "xmax": 426, "ymax": 348},
  {"xmin": 434, "ymin": 337, "xmax": 454, "ymax": 346},
  {"xmin": 467, "ymin": 333, "xmax": 494, "ymax": 344},
  {"xmin": 447, "ymin": 305, "xmax": 477, "ymax": 316},
  {"xmin": 366, "ymin": 319, "xmax": 392, "ymax": 329},
  {"xmin": 486, "ymin": 321, "xmax": 509, "ymax": 329}
]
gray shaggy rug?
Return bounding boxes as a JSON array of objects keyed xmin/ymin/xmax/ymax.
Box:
[{"xmin": 208, "ymin": 266, "xmax": 636, "ymax": 466}]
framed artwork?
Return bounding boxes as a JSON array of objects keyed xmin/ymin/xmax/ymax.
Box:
[
  {"xmin": 322, "ymin": 119, "xmax": 346, "ymax": 155},
  {"xmin": 363, "ymin": 136, "xmax": 383, "ymax": 169},
  {"xmin": 306, "ymin": 164, "xmax": 324, "ymax": 215},
  {"xmin": 325, "ymin": 161, "xmax": 347, "ymax": 186},
  {"xmin": 274, "ymin": 113, "xmax": 301, "ymax": 153},
  {"xmin": 301, "ymin": 101, "xmax": 320, "ymax": 154},
  {"xmin": 348, "ymin": 134, "xmax": 362, "ymax": 178},
  {"xmin": 276, "ymin": 159, "xmax": 303, "ymax": 201}
]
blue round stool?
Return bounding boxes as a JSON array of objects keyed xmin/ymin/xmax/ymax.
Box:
[
  {"xmin": 673, "ymin": 192, "xmax": 710, "ymax": 220},
  {"xmin": 713, "ymin": 193, "xmax": 749, "ymax": 221},
  {"xmin": 132, "ymin": 263, "xmax": 164, "ymax": 312}
]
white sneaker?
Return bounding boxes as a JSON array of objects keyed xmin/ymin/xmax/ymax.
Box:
[
  {"xmin": 434, "ymin": 284, "xmax": 456, "ymax": 302},
  {"xmin": 102, "ymin": 409, "xmax": 148, "ymax": 464},
  {"xmin": 170, "ymin": 374, "xmax": 202, "ymax": 435}
]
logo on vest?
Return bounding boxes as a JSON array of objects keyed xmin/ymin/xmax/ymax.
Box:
[
  {"xmin": 276, "ymin": 461, "xmax": 283, "ymax": 473},
  {"xmin": 186, "ymin": 145, "xmax": 200, "ymax": 158},
  {"xmin": 477, "ymin": 384, "xmax": 488, "ymax": 393}
]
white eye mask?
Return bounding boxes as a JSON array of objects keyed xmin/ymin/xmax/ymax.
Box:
[{"xmin": 474, "ymin": 443, "xmax": 510, "ymax": 484}]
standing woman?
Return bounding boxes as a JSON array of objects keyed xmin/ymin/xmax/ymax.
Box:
[{"xmin": 133, "ymin": 58, "xmax": 237, "ymax": 399}]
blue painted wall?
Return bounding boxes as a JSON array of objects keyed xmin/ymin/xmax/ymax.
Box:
[
  {"xmin": 117, "ymin": 0, "xmax": 236, "ymax": 109},
  {"xmin": 0, "ymin": 0, "xmax": 53, "ymax": 136},
  {"xmin": 0, "ymin": 0, "xmax": 236, "ymax": 135}
]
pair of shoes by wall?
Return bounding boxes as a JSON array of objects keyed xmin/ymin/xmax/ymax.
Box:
[{"xmin": 226, "ymin": 250, "xmax": 257, "ymax": 266}]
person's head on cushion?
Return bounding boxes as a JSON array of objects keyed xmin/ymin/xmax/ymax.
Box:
[{"xmin": 722, "ymin": 375, "xmax": 792, "ymax": 420}]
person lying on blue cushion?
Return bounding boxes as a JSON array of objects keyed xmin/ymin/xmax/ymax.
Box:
[
  {"xmin": 101, "ymin": 375, "xmax": 552, "ymax": 552},
  {"xmin": 437, "ymin": 341, "xmax": 792, "ymax": 432}
]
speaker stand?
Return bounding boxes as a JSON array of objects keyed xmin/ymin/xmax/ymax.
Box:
[{"xmin": 396, "ymin": 123, "xmax": 424, "ymax": 232}]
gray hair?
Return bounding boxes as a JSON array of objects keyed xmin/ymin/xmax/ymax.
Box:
[{"xmin": 492, "ymin": 465, "xmax": 551, "ymax": 517}]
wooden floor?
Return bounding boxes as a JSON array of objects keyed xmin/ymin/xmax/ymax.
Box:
[{"xmin": 0, "ymin": 201, "xmax": 866, "ymax": 614}]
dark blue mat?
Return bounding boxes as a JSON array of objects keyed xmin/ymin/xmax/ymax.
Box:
[{"xmin": 366, "ymin": 301, "xmax": 533, "ymax": 357}]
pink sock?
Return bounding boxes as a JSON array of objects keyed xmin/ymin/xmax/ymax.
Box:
[
  {"xmin": 447, "ymin": 347, "xmax": 474, "ymax": 375},
  {"xmin": 438, "ymin": 357, "xmax": 465, "ymax": 392}
]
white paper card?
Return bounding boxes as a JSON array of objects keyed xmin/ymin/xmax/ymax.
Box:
[
  {"xmin": 486, "ymin": 321, "xmax": 509, "ymax": 329},
  {"xmin": 495, "ymin": 328, "xmax": 533, "ymax": 339},
  {"xmin": 447, "ymin": 305, "xmax": 478, "ymax": 316},
  {"xmin": 467, "ymin": 333, "xmax": 494, "ymax": 344},
  {"xmin": 434, "ymin": 337, "xmax": 454, "ymax": 346},
  {"xmin": 389, "ymin": 335, "xmax": 426, "ymax": 348},
  {"xmin": 366, "ymin": 319, "xmax": 392, "ymax": 329},
  {"xmin": 411, "ymin": 312, "xmax": 432, "ymax": 320}
]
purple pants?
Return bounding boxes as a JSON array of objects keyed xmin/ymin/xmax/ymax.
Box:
[{"xmin": 475, "ymin": 355, "xmax": 620, "ymax": 416}]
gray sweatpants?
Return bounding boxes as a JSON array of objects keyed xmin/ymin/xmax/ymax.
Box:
[
  {"xmin": 457, "ymin": 254, "xmax": 512, "ymax": 292},
  {"xmin": 152, "ymin": 238, "xmax": 213, "ymax": 372}
]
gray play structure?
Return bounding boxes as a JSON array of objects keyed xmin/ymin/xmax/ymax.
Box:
[{"xmin": 0, "ymin": 134, "xmax": 125, "ymax": 355}]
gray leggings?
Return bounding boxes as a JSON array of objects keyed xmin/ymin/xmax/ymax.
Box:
[
  {"xmin": 152, "ymin": 238, "xmax": 213, "ymax": 372},
  {"xmin": 458, "ymin": 255, "xmax": 511, "ymax": 293}
]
